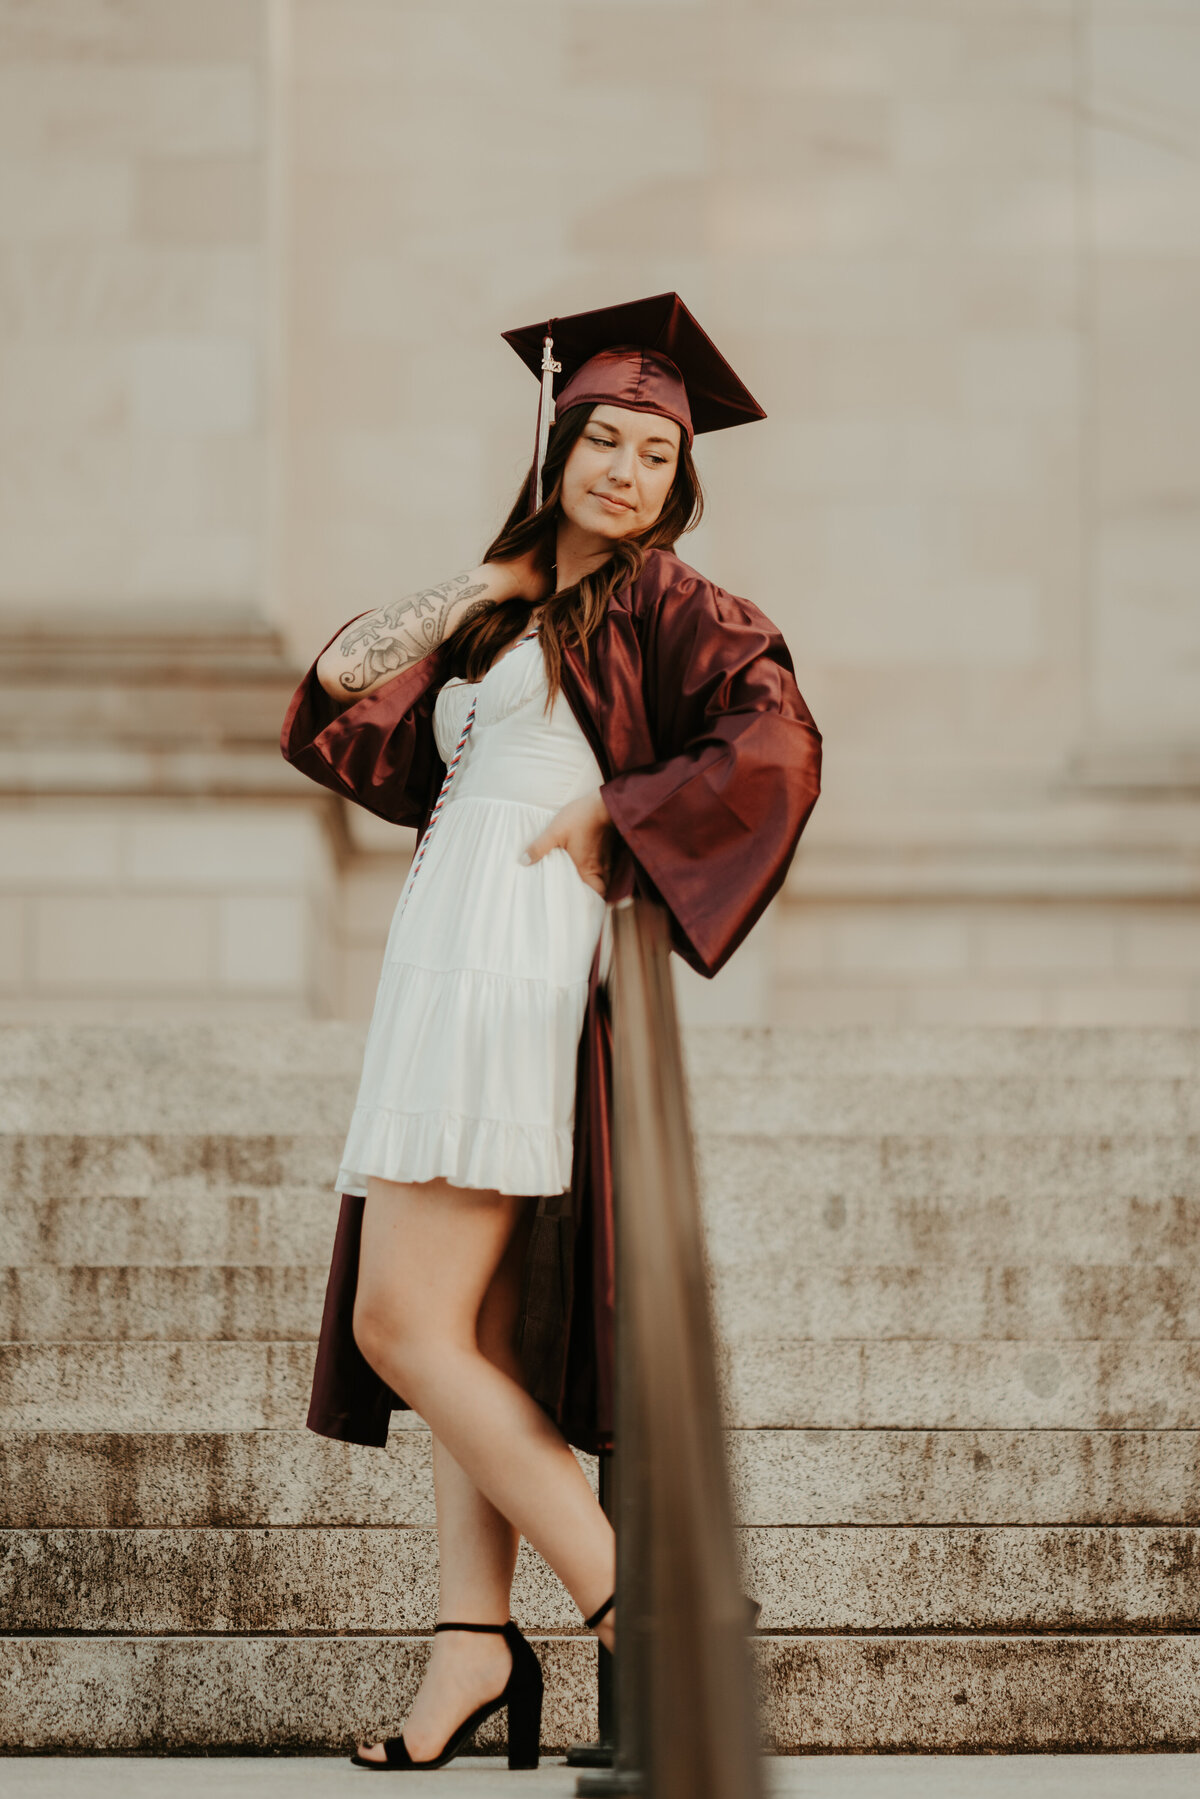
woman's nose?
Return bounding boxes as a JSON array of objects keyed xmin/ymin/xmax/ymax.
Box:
[{"xmin": 608, "ymin": 449, "xmax": 636, "ymax": 485}]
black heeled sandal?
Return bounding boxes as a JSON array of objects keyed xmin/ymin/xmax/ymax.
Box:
[
  {"xmin": 350, "ymin": 1618, "xmax": 543, "ymax": 1772},
  {"xmin": 584, "ymin": 1592, "xmax": 615, "ymax": 1630}
]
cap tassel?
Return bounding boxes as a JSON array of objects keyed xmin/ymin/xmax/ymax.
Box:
[{"xmin": 532, "ymin": 330, "xmax": 561, "ymax": 513}]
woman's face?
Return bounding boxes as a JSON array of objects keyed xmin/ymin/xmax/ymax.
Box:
[{"xmin": 558, "ymin": 404, "xmax": 682, "ymax": 543}]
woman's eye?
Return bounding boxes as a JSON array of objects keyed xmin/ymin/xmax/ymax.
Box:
[
  {"xmin": 646, "ymin": 455, "xmax": 667, "ymax": 466},
  {"xmin": 588, "ymin": 436, "xmax": 616, "ymax": 448}
]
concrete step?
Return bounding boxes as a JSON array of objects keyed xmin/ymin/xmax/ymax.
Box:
[
  {"xmin": 0, "ymin": 1635, "xmax": 592, "ymax": 1755},
  {"xmin": 1, "ymin": 1528, "xmax": 571, "ymax": 1634},
  {"xmin": 5, "ymin": 1023, "xmax": 1198, "ymax": 1097},
  {"xmin": 0, "ymin": 1181, "xmax": 337, "ymax": 1265},
  {"xmin": 0, "ymin": 1267, "xmax": 327, "ymax": 1341},
  {"xmin": 0, "ymin": 1342, "xmax": 319, "ymax": 1432},
  {"xmin": 6, "ymin": 1525, "xmax": 1200, "ymax": 1635},
  {"xmin": 700, "ymin": 1076, "xmax": 1200, "ymax": 1137},
  {"xmin": 712, "ymin": 1264, "xmax": 1200, "ymax": 1340},
  {"xmin": 701, "ymin": 1134, "xmax": 1200, "ymax": 1264},
  {"xmin": 7, "ymin": 1126, "xmax": 1192, "ymax": 1211},
  {"xmin": 0, "ymin": 1131, "xmax": 341, "ymax": 1201},
  {"xmin": 6, "ymin": 1340, "xmax": 1200, "ymax": 1432},
  {"xmin": 3, "ymin": 1634, "xmax": 1199, "ymax": 1753},
  {"xmin": 722, "ymin": 1338, "xmax": 1200, "ymax": 1429},
  {"xmin": 8, "ymin": 1262, "xmax": 1200, "ymax": 1343},
  {"xmin": 0, "ymin": 1024, "xmax": 364, "ymax": 1134},
  {"xmin": 4, "ymin": 1429, "xmax": 1200, "ymax": 1530},
  {"xmin": 3, "ymin": 1025, "xmax": 1197, "ymax": 1135},
  {"xmin": 682, "ymin": 1026, "xmax": 1200, "ymax": 1082},
  {"xmin": 765, "ymin": 1635, "xmax": 1200, "ymax": 1752},
  {"xmin": 5, "ymin": 1075, "xmax": 1196, "ymax": 1137},
  {"xmin": 5, "ymin": 1136, "xmax": 1199, "ymax": 1267}
]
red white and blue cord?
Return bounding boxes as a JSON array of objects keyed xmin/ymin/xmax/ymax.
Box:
[{"xmin": 397, "ymin": 627, "xmax": 541, "ymax": 917}]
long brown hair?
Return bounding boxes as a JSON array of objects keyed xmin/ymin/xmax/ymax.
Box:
[{"xmin": 444, "ymin": 403, "xmax": 704, "ymax": 707}]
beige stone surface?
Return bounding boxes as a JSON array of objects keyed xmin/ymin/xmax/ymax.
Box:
[
  {"xmin": 7, "ymin": 1425, "xmax": 1200, "ymax": 1532},
  {"xmin": 0, "ymin": 803, "xmax": 333, "ymax": 1017},
  {"xmin": 0, "ymin": 1635, "xmax": 595, "ymax": 1755},
  {"xmin": 6, "ymin": 1634, "xmax": 1200, "ymax": 1755},
  {"xmin": 5, "ymin": 1757, "xmax": 1200, "ymax": 1799},
  {"xmin": 31, "ymin": 894, "xmax": 215, "ymax": 990},
  {"xmin": 3, "ymin": 1020, "xmax": 1199, "ymax": 1751},
  {"xmin": 217, "ymin": 894, "xmax": 309, "ymax": 991},
  {"xmin": 8, "ymin": 1521, "xmax": 1200, "ymax": 1635},
  {"xmin": 0, "ymin": 6, "xmax": 268, "ymax": 624},
  {"xmin": 0, "ymin": 2, "xmax": 1197, "ymax": 1018}
]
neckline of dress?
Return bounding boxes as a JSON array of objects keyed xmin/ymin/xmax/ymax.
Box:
[{"xmin": 448, "ymin": 628, "xmax": 541, "ymax": 692}]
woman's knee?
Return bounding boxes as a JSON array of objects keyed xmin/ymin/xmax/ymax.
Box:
[
  {"xmin": 351, "ymin": 1289, "xmax": 453, "ymax": 1398},
  {"xmin": 352, "ymin": 1287, "xmax": 412, "ymax": 1377}
]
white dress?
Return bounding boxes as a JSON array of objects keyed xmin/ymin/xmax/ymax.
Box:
[{"xmin": 335, "ymin": 632, "xmax": 610, "ymax": 1200}]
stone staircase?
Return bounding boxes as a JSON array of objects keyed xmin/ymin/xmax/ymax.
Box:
[{"xmin": 2, "ymin": 1023, "xmax": 1199, "ymax": 1754}]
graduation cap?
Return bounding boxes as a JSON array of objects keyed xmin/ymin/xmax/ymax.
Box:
[{"xmin": 502, "ymin": 291, "xmax": 766, "ymax": 511}]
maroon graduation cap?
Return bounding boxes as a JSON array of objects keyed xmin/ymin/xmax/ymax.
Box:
[{"xmin": 502, "ymin": 291, "xmax": 766, "ymax": 511}]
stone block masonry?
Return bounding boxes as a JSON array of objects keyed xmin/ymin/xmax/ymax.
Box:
[{"xmin": 3, "ymin": 1023, "xmax": 1200, "ymax": 1752}]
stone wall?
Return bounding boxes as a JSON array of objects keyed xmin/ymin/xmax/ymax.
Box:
[
  {"xmin": 1, "ymin": 1, "xmax": 1197, "ymax": 1023},
  {"xmin": 0, "ymin": 0, "xmax": 272, "ymax": 619}
]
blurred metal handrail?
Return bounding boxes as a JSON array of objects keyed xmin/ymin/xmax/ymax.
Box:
[{"xmin": 577, "ymin": 895, "xmax": 765, "ymax": 1799}]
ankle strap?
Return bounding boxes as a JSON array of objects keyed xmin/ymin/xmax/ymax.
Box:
[
  {"xmin": 433, "ymin": 1619, "xmax": 509, "ymax": 1634},
  {"xmin": 583, "ymin": 1592, "xmax": 615, "ymax": 1630}
]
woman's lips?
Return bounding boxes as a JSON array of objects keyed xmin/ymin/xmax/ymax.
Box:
[{"xmin": 593, "ymin": 492, "xmax": 634, "ymax": 512}]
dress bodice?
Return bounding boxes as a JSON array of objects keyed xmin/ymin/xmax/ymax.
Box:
[{"xmin": 434, "ymin": 634, "xmax": 604, "ymax": 815}]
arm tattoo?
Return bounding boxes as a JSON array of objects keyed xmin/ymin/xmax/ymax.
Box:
[{"xmin": 335, "ymin": 574, "xmax": 490, "ymax": 694}]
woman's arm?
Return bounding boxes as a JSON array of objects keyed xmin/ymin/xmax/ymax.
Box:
[{"xmin": 315, "ymin": 552, "xmax": 548, "ymax": 703}]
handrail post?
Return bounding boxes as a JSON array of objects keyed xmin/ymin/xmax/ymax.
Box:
[{"xmin": 576, "ymin": 895, "xmax": 765, "ymax": 1799}]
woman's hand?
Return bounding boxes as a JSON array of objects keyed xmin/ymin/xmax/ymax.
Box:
[{"xmin": 521, "ymin": 789, "xmax": 615, "ymax": 897}]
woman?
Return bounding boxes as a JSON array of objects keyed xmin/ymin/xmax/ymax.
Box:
[{"xmin": 280, "ymin": 294, "xmax": 823, "ymax": 1772}]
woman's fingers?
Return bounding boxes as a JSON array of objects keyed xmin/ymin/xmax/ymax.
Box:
[
  {"xmin": 518, "ymin": 834, "xmax": 544, "ymax": 866},
  {"xmin": 520, "ymin": 824, "xmax": 564, "ymax": 867},
  {"xmin": 521, "ymin": 827, "xmax": 602, "ymax": 888}
]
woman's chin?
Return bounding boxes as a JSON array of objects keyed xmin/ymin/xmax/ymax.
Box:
[
  {"xmin": 590, "ymin": 508, "xmax": 642, "ymax": 542},
  {"xmin": 562, "ymin": 509, "xmax": 637, "ymax": 547}
]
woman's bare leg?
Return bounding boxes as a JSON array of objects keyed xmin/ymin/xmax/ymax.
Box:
[
  {"xmin": 434, "ymin": 1197, "xmax": 533, "ymax": 1619},
  {"xmin": 362, "ymin": 1205, "xmax": 527, "ymax": 1762},
  {"xmin": 354, "ymin": 1175, "xmax": 614, "ymax": 1762}
]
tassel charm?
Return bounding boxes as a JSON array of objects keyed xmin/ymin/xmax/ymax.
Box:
[{"xmin": 533, "ymin": 332, "xmax": 562, "ymax": 512}]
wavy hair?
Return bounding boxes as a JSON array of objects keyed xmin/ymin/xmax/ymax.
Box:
[{"xmin": 444, "ymin": 403, "xmax": 704, "ymax": 707}]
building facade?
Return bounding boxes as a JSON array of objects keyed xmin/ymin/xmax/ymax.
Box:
[{"xmin": 2, "ymin": 0, "xmax": 1198, "ymax": 1026}]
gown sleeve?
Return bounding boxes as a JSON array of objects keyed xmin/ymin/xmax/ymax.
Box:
[
  {"xmin": 279, "ymin": 613, "xmax": 448, "ymax": 830},
  {"xmin": 597, "ymin": 572, "xmax": 822, "ymax": 980}
]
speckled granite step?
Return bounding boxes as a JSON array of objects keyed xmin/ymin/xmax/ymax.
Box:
[
  {"xmin": 3, "ymin": 1023, "xmax": 1198, "ymax": 1753},
  {"xmin": 4, "ymin": 1428, "xmax": 1200, "ymax": 1530},
  {"xmin": 3, "ymin": 1635, "xmax": 1200, "ymax": 1754},
  {"xmin": 9, "ymin": 1261, "xmax": 1200, "ymax": 1343},
  {"xmin": 5, "ymin": 1337, "xmax": 1199, "ymax": 1433},
  {"xmin": 4, "ymin": 1022, "xmax": 1198, "ymax": 1096},
  {"xmin": 6, "ymin": 1524, "xmax": 1200, "ymax": 1635},
  {"xmin": 2, "ymin": 1025, "xmax": 1197, "ymax": 1135},
  {"xmin": 5, "ymin": 1136, "xmax": 1199, "ymax": 1268}
]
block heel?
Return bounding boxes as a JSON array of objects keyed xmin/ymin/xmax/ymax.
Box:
[{"xmin": 503, "ymin": 1622, "xmax": 544, "ymax": 1770}]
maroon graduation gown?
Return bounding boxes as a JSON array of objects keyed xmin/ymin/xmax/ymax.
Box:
[{"xmin": 280, "ymin": 547, "xmax": 822, "ymax": 1455}]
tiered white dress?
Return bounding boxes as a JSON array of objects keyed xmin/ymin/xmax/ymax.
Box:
[{"xmin": 334, "ymin": 632, "xmax": 610, "ymax": 1200}]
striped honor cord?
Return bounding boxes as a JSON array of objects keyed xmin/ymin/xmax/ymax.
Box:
[{"xmin": 397, "ymin": 626, "xmax": 541, "ymax": 917}]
